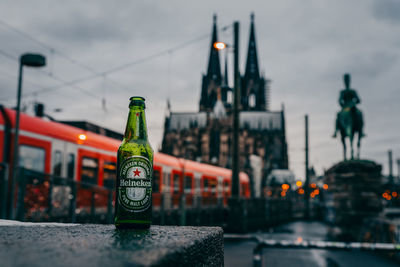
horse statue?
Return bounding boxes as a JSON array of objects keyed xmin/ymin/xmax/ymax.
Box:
[{"xmin": 333, "ymin": 74, "xmax": 365, "ymax": 160}]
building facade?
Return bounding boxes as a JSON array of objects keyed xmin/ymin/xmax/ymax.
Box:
[{"xmin": 161, "ymin": 14, "xmax": 288, "ymax": 196}]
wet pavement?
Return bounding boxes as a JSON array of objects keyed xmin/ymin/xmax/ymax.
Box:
[
  {"xmin": 0, "ymin": 221, "xmax": 223, "ymax": 267},
  {"xmin": 224, "ymin": 221, "xmax": 399, "ymax": 267}
]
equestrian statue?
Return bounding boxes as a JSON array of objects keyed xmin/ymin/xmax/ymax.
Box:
[{"xmin": 333, "ymin": 73, "xmax": 365, "ymax": 160}]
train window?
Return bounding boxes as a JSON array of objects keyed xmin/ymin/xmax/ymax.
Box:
[
  {"xmin": 103, "ymin": 162, "xmax": 116, "ymax": 189},
  {"xmin": 153, "ymin": 169, "xmax": 160, "ymax": 193},
  {"xmin": 53, "ymin": 150, "xmax": 62, "ymax": 176},
  {"xmin": 81, "ymin": 157, "xmax": 98, "ymax": 185},
  {"xmin": 67, "ymin": 154, "xmax": 75, "ymax": 179},
  {"xmin": 203, "ymin": 179, "xmax": 209, "ymax": 191},
  {"xmin": 19, "ymin": 145, "xmax": 45, "ymax": 172},
  {"xmin": 196, "ymin": 177, "xmax": 201, "ymax": 192},
  {"xmin": 163, "ymin": 172, "xmax": 170, "ymax": 187},
  {"xmin": 184, "ymin": 175, "xmax": 192, "ymax": 193},
  {"xmin": 224, "ymin": 181, "xmax": 230, "ymax": 192},
  {"xmin": 173, "ymin": 173, "xmax": 180, "ymax": 194},
  {"xmin": 210, "ymin": 179, "xmax": 217, "ymax": 196}
]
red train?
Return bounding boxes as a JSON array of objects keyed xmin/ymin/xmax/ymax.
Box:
[{"xmin": 0, "ymin": 107, "xmax": 250, "ymax": 217}]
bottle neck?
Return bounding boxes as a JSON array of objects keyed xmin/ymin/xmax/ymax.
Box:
[{"xmin": 124, "ymin": 107, "xmax": 148, "ymax": 141}]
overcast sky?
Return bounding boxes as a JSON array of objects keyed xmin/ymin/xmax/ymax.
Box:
[{"xmin": 0, "ymin": 0, "xmax": 399, "ymax": 179}]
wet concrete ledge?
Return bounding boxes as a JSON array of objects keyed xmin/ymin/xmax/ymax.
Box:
[{"xmin": 0, "ymin": 221, "xmax": 223, "ymax": 267}]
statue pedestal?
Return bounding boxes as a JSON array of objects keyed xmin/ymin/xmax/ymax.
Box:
[{"xmin": 324, "ymin": 160, "xmax": 383, "ymax": 241}]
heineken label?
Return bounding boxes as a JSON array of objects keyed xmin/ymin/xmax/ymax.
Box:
[{"xmin": 118, "ymin": 156, "xmax": 152, "ymax": 212}]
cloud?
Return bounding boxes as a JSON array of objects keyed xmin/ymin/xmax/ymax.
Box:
[
  {"xmin": 34, "ymin": 12, "xmax": 130, "ymax": 46},
  {"xmin": 327, "ymin": 50, "xmax": 398, "ymax": 82},
  {"xmin": 373, "ymin": 0, "xmax": 400, "ymax": 23}
]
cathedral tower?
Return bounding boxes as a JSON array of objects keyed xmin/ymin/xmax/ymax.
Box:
[
  {"xmin": 241, "ymin": 13, "xmax": 269, "ymax": 111},
  {"xmin": 199, "ymin": 15, "xmax": 222, "ymax": 112}
]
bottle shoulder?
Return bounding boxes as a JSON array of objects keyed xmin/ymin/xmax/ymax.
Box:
[
  {"xmin": 119, "ymin": 138, "xmax": 152, "ymax": 147},
  {"xmin": 118, "ymin": 139, "xmax": 154, "ymax": 158}
]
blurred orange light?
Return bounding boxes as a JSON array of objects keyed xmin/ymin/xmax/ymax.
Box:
[
  {"xmin": 104, "ymin": 164, "xmax": 116, "ymax": 170},
  {"xmin": 78, "ymin": 134, "xmax": 87, "ymax": 141},
  {"xmin": 214, "ymin": 42, "xmax": 226, "ymax": 50},
  {"xmin": 388, "ymin": 196, "xmax": 392, "ymax": 200},
  {"xmin": 296, "ymin": 181, "xmax": 302, "ymax": 187},
  {"xmin": 314, "ymin": 189, "xmax": 320, "ymax": 195},
  {"xmin": 267, "ymin": 190, "xmax": 272, "ymax": 196},
  {"xmin": 323, "ymin": 184, "xmax": 328, "ymax": 190},
  {"xmin": 298, "ymin": 188, "xmax": 305, "ymax": 195},
  {"xmin": 310, "ymin": 193, "xmax": 315, "ymax": 198},
  {"xmin": 282, "ymin": 184, "xmax": 290, "ymax": 190},
  {"xmin": 281, "ymin": 191, "xmax": 286, "ymax": 197},
  {"xmin": 310, "ymin": 183, "xmax": 316, "ymax": 188},
  {"xmin": 297, "ymin": 237, "xmax": 303, "ymax": 243},
  {"xmin": 383, "ymin": 193, "xmax": 388, "ymax": 198},
  {"xmin": 392, "ymin": 192, "xmax": 398, "ymax": 197}
]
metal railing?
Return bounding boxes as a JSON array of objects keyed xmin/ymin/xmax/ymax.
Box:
[
  {"xmin": 5, "ymin": 167, "xmax": 312, "ymax": 228},
  {"xmin": 224, "ymin": 234, "xmax": 400, "ymax": 267},
  {"xmin": 13, "ymin": 167, "xmax": 114, "ymax": 223},
  {"xmin": 0, "ymin": 162, "xmax": 8, "ymax": 219},
  {"xmin": 9, "ymin": 167, "xmax": 229, "ymax": 225}
]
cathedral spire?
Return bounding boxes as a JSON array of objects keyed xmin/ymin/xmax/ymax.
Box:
[
  {"xmin": 244, "ymin": 13, "xmax": 260, "ymax": 81},
  {"xmin": 206, "ymin": 14, "xmax": 222, "ymax": 81},
  {"xmin": 200, "ymin": 14, "xmax": 222, "ymax": 111},
  {"xmin": 242, "ymin": 13, "xmax": 268, "ymax": 111}
]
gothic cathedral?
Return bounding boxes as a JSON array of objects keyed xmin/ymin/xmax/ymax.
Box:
[{"xmin": 161, "ymin": 14, "xmax": 288, "ymax": 197}]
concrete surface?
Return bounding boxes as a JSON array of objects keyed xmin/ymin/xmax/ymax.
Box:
[{"xmin": 0, "ymin": 221, "xmax": 223, "ymax": 267}]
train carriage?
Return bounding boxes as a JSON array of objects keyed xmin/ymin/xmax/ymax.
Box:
[{"xmin": 0, "ymin": 106, "xmax": 250, "ymax": 219}]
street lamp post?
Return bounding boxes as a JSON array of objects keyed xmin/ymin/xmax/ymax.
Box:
[
  {"xmin": 304, "ymin": 114, "xmax": 310, "ymax": 220},
  {"xmin": 9, "ymin": 53, "xmax": 46, "ymax": 219},
  {"xmin": 180, "ymin": 158, "xmax": 186, "ymax": 226},
  {"xmin": 214, "ymin": 21, "xmax": 243, "ymax": 231},
  {"xmin": 232, "ymin": 21, "xmax": 240, "ymax": 198},
  {"xmin": 215, "ymin": 21, "xmax": 240, "ymax": 197}
]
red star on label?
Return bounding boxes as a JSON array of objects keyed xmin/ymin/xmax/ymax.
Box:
[{"xmin": 133, "ymin": 168, "xmax": 141, "ymax": 177}]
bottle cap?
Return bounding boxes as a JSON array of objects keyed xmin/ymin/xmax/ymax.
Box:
[{"xmin": 129, "ymin": 96, "xmax": 146, "ymax": 108}]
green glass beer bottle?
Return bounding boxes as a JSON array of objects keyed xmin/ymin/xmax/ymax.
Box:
[{"xmin": 115, "ymin": 96, "xmax": 154, "ymax": 229}]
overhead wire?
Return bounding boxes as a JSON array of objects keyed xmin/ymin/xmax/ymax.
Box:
[
  {"xmin": 0, "ymin": 49, "xmax": 124, "ymax": 111},
  {"xmin": 0, "ymin": 49, "xmax": 47, "ymax": 100},
  {"xmin": 0, "ymin": 19, "xmax": 231, "ymax": 98},
  {"xmin": 0, "ymin": 49, "xmax": 108, "ymax": 104},
  {"xmin": 0, "ymin": 49, "xmax": 17, "ymax": 61},
  {"xmin": 0, "ymin": 19, "xmax": 132, "ymax": 92},
  {"xmin": 100, "ymin": 24, "xmax": 231, "ymax": 76},
  {"xmin": 0, "ymin": 20, "xmax": 232, "ymax": 117},
  {"xmin": 0, "ymin": 68, "xmax": 44, "ymax": 90}
]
